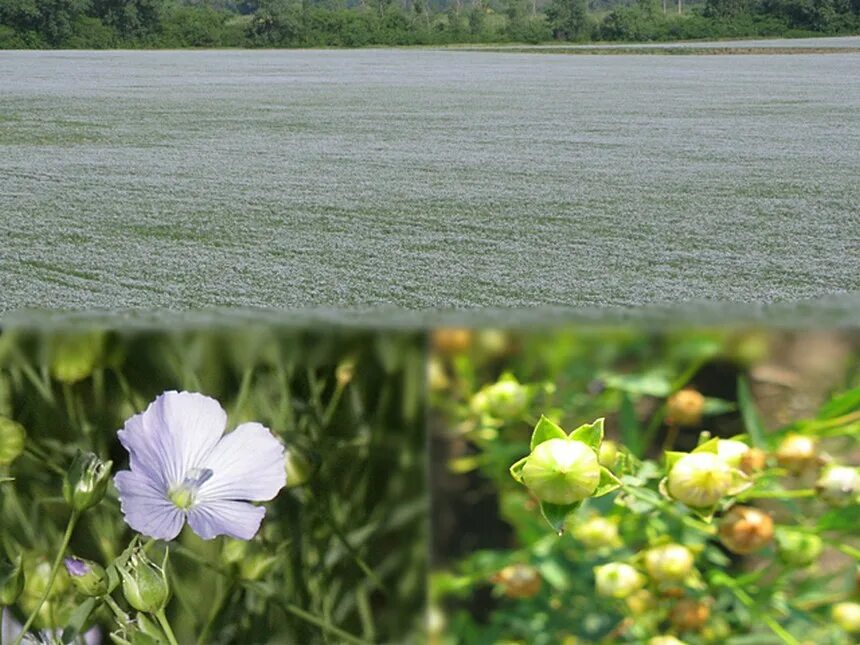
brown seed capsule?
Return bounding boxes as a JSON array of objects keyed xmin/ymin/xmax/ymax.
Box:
[
  {"xmin": 492, "ymin": 564, "xmax": 542, "ymax": 599},
  {"xmin": 670, "ymin": 598, "xmax": 711, "ymax": 632},
  {"xmin": 739, "ymin": 448, "xmax": 767, "ymax": 475},
  {"xmin": 775, "ymin": 434, "xmax": 818, "ymax": 474},
  {"xmin": 718, "ymin": 506, "xmax": 774, "ymax": 555},
  {"xmin": 431, "ymin": 329, "xmax": 473, "ymax": 355},
  {"xmin": 666, "ymin": 389, "xmax": 705, "ymax": 427}
]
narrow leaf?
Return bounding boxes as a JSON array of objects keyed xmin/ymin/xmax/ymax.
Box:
[
  {"xmin": 737, "ymin": 377, "xmax": 765, "ymax": 449},
  {"xmin": 539, "ymin": 500, "xmax": 581, "ymax": 535},
  {"xmin": 593, "ymin": 466, "xmax": 622, "ymax": 498}
]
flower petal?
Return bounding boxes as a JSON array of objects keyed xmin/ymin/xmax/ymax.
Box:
[
  {"xmin": 118, "ymin": 391, "xmax": 227, "ymax": 487},
  {"xmin": 115, "ymin": 470, "xmax": 185, "ymax": 541},
  {"xmin": 187, "ymin": 500, "xmax": 265, "ymax": 541},
  {"xmin": 197, "ymin": 422, "xmax": 286, "ymax": 503}
]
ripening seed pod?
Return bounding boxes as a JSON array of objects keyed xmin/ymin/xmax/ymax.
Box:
[
  {"xmin": 594, "ymin": 563, "xmax": 645, "ymax": 599},
  {"xmin": 716, "ymin": 440, "xmax": 750, "ymax": 469},
  {"xmin": 832, "ymin": 601, "xmax": 860, "ymax": 633},
  {"xmin": 718, "ymin": 506, "xmax": 773, "ymax": 555},
  {"xmin": 666, "ymin": 389, "xmax": 705, "ymax": 427},
  {"xmin": 522, "ymin": 439, "xmax": 600, "ymax": 505},
  {"xmin": 119, "ymin": 549, "xmax": 169, "ymax": 614},
  {"xmin": 775, "ymin": 434, "xmax": 818, "ymax": 474},
  {"xmin": 644, "ymin": 543, "xmax": 695, "ymax": 583},
  {"xmin": 816, "ymin": 465, "xmax": 860, "ymax": 507},
  {"xmin": 491, "ymin": 564, "xmax": 542, "ymax": 599},
  {"xmin": 775, "ymin": 529, "xmax": 822, "ymax": 567},
  {"xmin": 431, "ymin": 329, "xmax": 472, "ymax": 355},
  {"xmin": 598, "ymin": 441, "xmax": 619, "ymax": 468},
  {"xmin": 49, "ymin": 332, "xmax": 106, "ymax": 384},
  {"xmin": 63, "ymin": 451, "xmax": 112, "ymax": 512},
  {"xmin": 0, "ymin": 416, "xmax": 26, "ymax": 466},
  {"xmin": 572, "ymin": 516, "xmax": 621, "ymax": 550},
  {"xmin": 471, "ymin": 379, "xmax": 527, "ymax": 419},
  {"xmin": 648, "ymin": 638, "xmax": 688, "ymax": 645},
  {"xmin": 670, "ymin": 598, "xmax": 710, "ymax": 632},
  {"xmin": 739, "ymin": 448, "xmax": 767, "ymax": 474},
  {"xmin": 64, "ymin": 557, "xmax": 108, "ymax": 597},
  {"xmin": 666, "ymin": 452, "xmax": 734, "ymax": 508},
  {"xmin": 625, "ymin": 589, "xmax": 656, "ymax": 615}
]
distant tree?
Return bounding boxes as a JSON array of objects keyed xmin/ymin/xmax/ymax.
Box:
[
  {"xmin": 0, "ymin": 0, "xmax": 91, "ymax": 46},
  {"xmin": 90, "ymin": 0, "xmax": 166, "ymax": 40},
  {"xmin": 545, "ymin": 0, "xmax": 589, "ymax": 39}
]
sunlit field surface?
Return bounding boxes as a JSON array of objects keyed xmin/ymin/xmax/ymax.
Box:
[
  {"xmin": 0, "ymin": 328, "xmax": 426, "ymax": 644},
  {"xmin": 430, "ymin": 328, "xmax": 860, "ymax": 644},
  {"xmin": 1, "ymin": 48, "xmax": 858, "ymax": 320}
]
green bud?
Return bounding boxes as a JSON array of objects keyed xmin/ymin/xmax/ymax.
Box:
[
  {"xmin": 598, "ymin": 440, "xmax": 619, "ymax": 468},
  {"xmin": 238, "ymin": 554, "xmax": 278, "ymax": 581},
  {"xmin": 0, "ymin": 554, "xmax": 24, "ymax": 605},
  {"xmin": 775, "ymin": 529, "xmax": 822, "ymax": 567},
  {"xmin": 0, "ymin": 416, "xmax": 26, "ymax": 466},
  {"xmin": 119, "ymin": 549, "xmax": 170, "ymax": 614},
  {"xmin": 833, "ymin": 601, "xmax": 860, "ymax": 633},
  {"xmin": 49, "ymin": 332, "xmax": 106, "ymax": 384},
  {"xmin": 816, "ymin": 465, "xmax": 860, "ymax": 507},
  {"xmin": 284, "ymin": 447, "xmax": 316, "ymax": 489},
  {"xmin": 221, "ymin": 538, "xmax": 249, "ymax": 566},
  {"xmin": 571, "ymin": 515, "xmax": 621, "ymax": 550},
  {"xmin": 522, "ymin": 439, "xmax": 600, "ymax": 505},
  {"xmin": 666, "ymin": 452, "xmax": 734, "ymax": 508},
  {"xmin": 644, "ymin": 543, "xmax": 695, "ymax": 582},
  {"xmin": 594, "ymin": 562, "xmax": 645, "ymax": 599},
  {"xmin": 64, "ymin": 556, "xmax": 108, "ymax": 597},
  {"xmin": 63, "ymin": 451, "xmax": 112, "ymax": 512}
]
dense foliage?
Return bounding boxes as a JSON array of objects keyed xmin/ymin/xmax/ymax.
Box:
[
  {"xmin": 0, "ymin": 327, "xmax": 426, "ymax": 644},
  {"xmin": 0, "ymin": 0, "xmax": 857, "ymax": 48},
  {"xmin": 429, "ymin": 328, "xmax": 860, "ymax": 644}
]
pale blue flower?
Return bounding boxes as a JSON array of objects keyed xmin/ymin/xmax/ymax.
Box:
[{"xmin": 115, "ymin": 391, "xmax": 286, "ymax": 541}]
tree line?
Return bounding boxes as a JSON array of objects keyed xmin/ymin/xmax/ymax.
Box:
[{"xmin": 0, "ymin": 0, "xmax": 857, "ymax": 48}]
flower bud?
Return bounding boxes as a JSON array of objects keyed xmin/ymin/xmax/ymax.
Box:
[
  {"xmin": 816, "ymin": 465, "xmax": 860, "ymax": 507},
  {"xmin": 64, "ymin": 556, "xmax": 108, "ymax": 597},
  {"xmin": 335, "ymin": 359, "xmax": 356, "ymax": 386},
  {"xmin": 718, "ymin": 506, "xmax": 773, "ymax": 555},
  {"xmin": 775, "ymin": 434, "xmax": 818, "ymax": 474},
  {"xmin": 522, "ymin": 439, "xmax": 600, "ymax": 505},
  {"xmin": 491, "ymin": 564, "xmax": 542, "ymax": 599},
  {"xmin": 572, "ymin": 516, "xmax": 621, "ymax": 550},
  {"xmin": 284, "ymin": 447, "xmax": 315, "ymax": 489},
  {"xmin": 666, "ymin": 452, "xmax": 734, "ymax": 508},
  {"xmin": 739, "ymin": 448, "xmax": 767, "ymax": 475},
  {"xmin": 775, "ymin": 529, "xmax": 822, "ymax": 567},
  {"xmin": 645, "ymin": 543, "xmax": 695, "ymax": 583},
  {"xmin": 63, "ymin": 451, "xmax": 112, "ymax": 512},
  {"xmin": 599, "ymin": 441, "xmax": 619, "ymax": 468},
  {"xmin": 716, "ymin": 440, "xmax": 750, "ymax": 469},
  {"xmin": 666, "ymin": 389, "xmax": 705, "ymax": 427},
  {"xmin": 0, "ymin": 416, "xmax": 26, "ymax": 466},
  {"xmin": 120, "ymin": 549, "xmax": 169, "ymax": 614},
  {"xmin": 0, "ymin": 554, "xmax": 24, "ymax": 605},
  {"xmin": 471, "ymin": 379, "xmax": 527, "ymax": 419},
  {"xmin": 594, "ymin": 563, "xmax": 645, "ymax": 599},
  {"xmin": 670, "ymin": 598, "xmax": 710, "ymax": 632},
  {"xmin": 49, "ymin": 332, "xmax": 106, "ymax": 384},
  {"xmin": 833, "ymin": 601, "xmax": 860, "ymax": 633}
]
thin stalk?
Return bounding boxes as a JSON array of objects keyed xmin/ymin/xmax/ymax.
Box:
[
  {"xmin": 155, "ymin": 609, "xmax": 180, "ymax": 645},
  {"xmin": 622, "ymin": 484, "xmax": 716, "ymax": 536},
  {"xmin": 739, "ymin": 488, "xmax": 816, "ymax": 501},
  {"xmin": 104, "ymin": 594, "xmax": 131, "ymax": 626},
  {"xmin": 13, "ymin": 510, "xmax": 79, "ymax": 645},
  {"xmin": 729, "ymin": 584, "xmax": 799, "ymax": 645}
]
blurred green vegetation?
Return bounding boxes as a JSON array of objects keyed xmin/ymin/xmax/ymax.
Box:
[
  {"xmin": 430, "ymin": 328, "xmax": 860, "ymax": 644},
  {"xmin": 0, "ymin": 326, "xmax": 426, "ymax": 644}
]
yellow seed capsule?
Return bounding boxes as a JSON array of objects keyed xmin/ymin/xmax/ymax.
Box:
[
  {"xmin": 645, "ymin": 543, "xmax": 695, "ymax": 583},
  {"xmin": 594, "ymin": 563, "xmax": 645, "ymax": 599},
  {"xmin": 670, "ymin": 598, "xmax": 710, "ymax": 632},
  {"xmin": 431, "ymin": 329, "xmax": 473, "ymax": 355},
  {"xmin": 572, "ymin": 516, "xmax": 621, "ymax": 550},
  {"xmin": 833, "ymin": 602, "xmax": 860, "ymax": 633},
  {"xmin": 648, "ymin": 637, "xmax": 688, "ymax": 645},
  {"xmin": 667, "ymin": 389, "xmax": 705, "ymax": 427},
  {"xmin": 775, "ymin": 434, "xmax": 818, "ymax": 474},
  {"xmin": 816, "ymin": 465, "xmax": 860, "ymax": 507},
  {"xmin": 491, "ymin": 564, "xmax": 542, "ymax": 599},
  {"xmin": 667, "ymin": 452, "xmax": 734, "ymax": 508},
  {"xmin": 718, "ymin": 506, "xmax": 773, "ymax": 555},
  {"xmin": 739, "ymin": 448, "xmax": 767, "ymax": 474},
  {"xmin": 522, "ymin": 439, "xmax": 600, "ymax": 505},
  {"xmin": 716, "ymin": 440, "xmax": 750, "ymax": 469}
]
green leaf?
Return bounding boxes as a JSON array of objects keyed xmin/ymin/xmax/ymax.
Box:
[
  {"xmin": 703, "ymin": 397, "xmax": 736, "ymax": 416},
  {"xmin": 818, "ymin": 387, "xmax": 860, "ymax": 419},
  {"xmin": 664, "ymin": 451, "xmax": 686, "ymax": 470},
  {"xmin": 509, "ymin": 456, "xmax": 529, "ymax": 484},
  {"xmin": 530, "ymin": 415, "xmax": 566, "ymax": 451},
  {"xmin": 692, "ymin": 437, "xmax": 719, "ymax": 454},
  {"xmin": 569, "ymin": 418, "xmax": 604, "ymax": 450},
  {"xmin": 539, "ymin": 500, "xmax": 581, "ymax": 534},
  {"xmin": 61, "ymin": 597, "xmax": 97, "ymax": 644},
  {"xmin": 593, "ymin": 466, "xmax": 622, "ymax": 498},
  {"xmin": 618, "ymin": 392, "xmax": 642, "ymax": 456},
  {"xmin": 737, "ymin": 376, "xmax": 765, "ymax": 449}
]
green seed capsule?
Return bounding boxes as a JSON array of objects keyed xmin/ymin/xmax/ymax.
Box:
[
  {"xmin": 667, "ymin": 452, "xmax": 733, "ymax": 508},
  {"xmin": 594, "ymin": 562, "xmax": 645, "ymax": 599},
  {"xmin": 522, "ymin": 439, "xmax": 600, "ymax": 505},
  {"xmin": 832, "ymin": 601, "xmax": 860, "ymax": 633},
  {"xmin": 816, "ymin": 465, "xmax": 860, "ymax": 507},
  {"xmin": 644, "ymin": 543, "xmax": 695, "ymax": 582}
]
